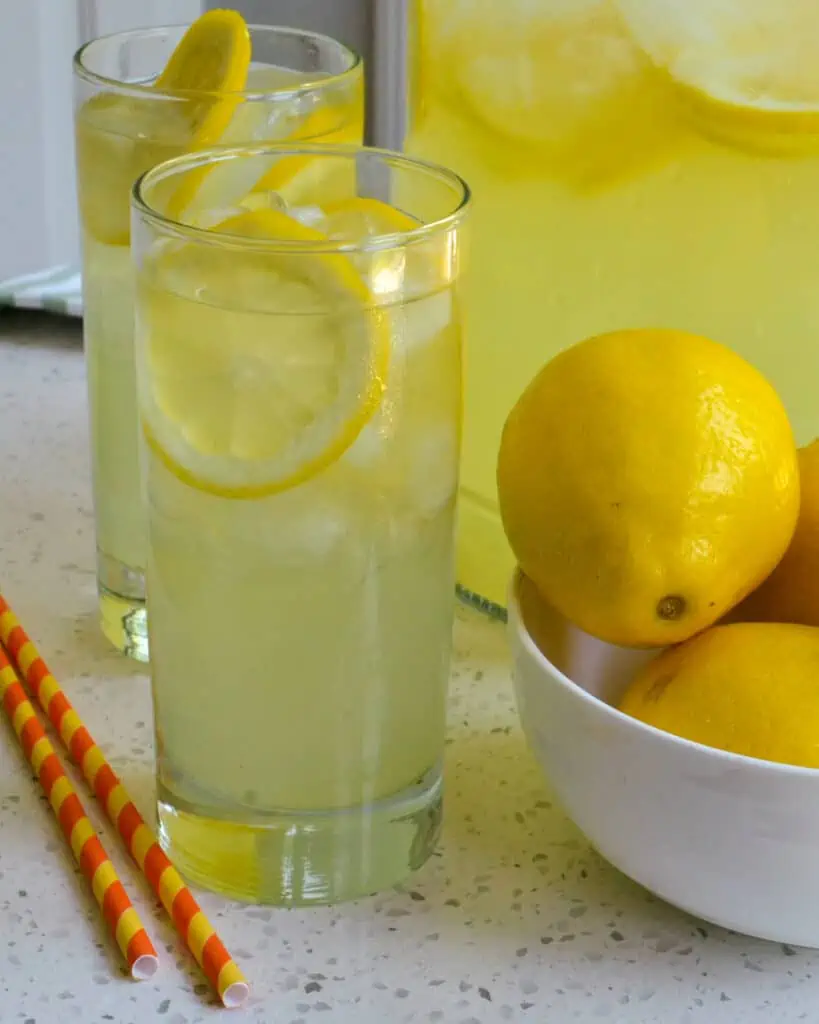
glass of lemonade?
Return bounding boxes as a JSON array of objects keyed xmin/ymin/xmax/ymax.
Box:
[
  {"xmin": 409, "ymin": 0, "xmax": 819, "ymax": 608},
  {"xmin": 73, "ymin": 16, "xmax": 362, "ymax": 660},
  {"xmin": 132, "ymin": 144, "xmax": 469, "ymax": 904}
]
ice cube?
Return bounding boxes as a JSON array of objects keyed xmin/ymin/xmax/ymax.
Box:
[
  {"xmin": 395, "ymin": 292, "xmax": 453, "ymax": 353},
  {"xmin": 286, "ymin": 204, "xmax": 329, "ymax": 229},
  {"xmin": 271, "ymin": 502, "xmax": 351, "ymax": 561},
  {"xmin": 343, "ymin": 418, "xmax": 390, "ymax": 470},
  {"xmin": 409, "ymin": 424, "xmax": 459, "ymax": 518}
]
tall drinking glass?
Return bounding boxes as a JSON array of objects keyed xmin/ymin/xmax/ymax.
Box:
[
  {"xmin": 132, "ymin": 144, "xmax": 469, "ymax": 904},
  {"xmin": 73, "ymin": 24, "xmax": 362, "ymax": 661}
]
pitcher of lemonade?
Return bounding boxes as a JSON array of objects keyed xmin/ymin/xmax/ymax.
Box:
[{"xmin": 373, "ymin": 0, "xmax": 819, "ymax": 608}]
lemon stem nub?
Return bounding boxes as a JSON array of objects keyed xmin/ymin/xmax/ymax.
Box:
[{"xmin": 657, "ymin": 595, "xmax": 686, "ymax": 621}]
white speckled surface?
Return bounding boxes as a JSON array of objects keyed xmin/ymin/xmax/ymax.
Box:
[{"xmin": 1, "ymin": 311, "xmax": 818, "ymax": 1023}]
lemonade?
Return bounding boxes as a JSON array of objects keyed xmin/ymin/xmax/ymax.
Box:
[
  {"xmin": 408, "ymin": 0, "xmax": 819, "ymax": 607},
  {"xmin": 73, "ymin": 16, "xmax": 362, "ymax": 659},
  {"xmin": 133, "ymin": 146, "xmax": 469, "ymax": 904}
]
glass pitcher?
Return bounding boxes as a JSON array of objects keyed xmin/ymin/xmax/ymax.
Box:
[{"xmin": 373, "ymin": 0, "xmax": 819, "ymax": 609}]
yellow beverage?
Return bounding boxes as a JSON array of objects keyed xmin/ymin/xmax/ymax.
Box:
[
  {"xmin": 73, "ymin": 20, "xmax": 362, "ymax": 659},
  {"xmin": 408, "ymin": 0, "xmax": 819, "ymax": 607},
  {"xmin": 133, "ymin": 146, "xmax": 469, "ymax": 904}
]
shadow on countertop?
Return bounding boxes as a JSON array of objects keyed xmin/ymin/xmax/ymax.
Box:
[{"xmin": 0, "ymin": 308, "xmax": 82, "ymax": 350}]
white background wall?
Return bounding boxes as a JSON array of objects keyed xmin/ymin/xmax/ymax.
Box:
[
  {"xmin": 218, "ymin": 0, "xmax": 371, "ymax": 60},
  {"xmin": 0, "ymin": 0, "xmax": 202, "ymax": 280},
  {"xmin": 220, "ymin": 1, "xmax": 406, "ymax": 148},
  {"xmin": 0, "ymin": 0, "xmax": 377, "ymax": 280}
]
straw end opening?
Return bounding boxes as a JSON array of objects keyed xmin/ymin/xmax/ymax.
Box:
[
  {"xmin": 221, "ymin": 980, "xmax": 250, "ymax": 1009},
  {"xmin": 131, "ymin": 953, "xmax": 160, "ymax": 981}
]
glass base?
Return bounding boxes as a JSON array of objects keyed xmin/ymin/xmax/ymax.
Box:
[
  {"xmin": 156, "ymin": 764, "xmax": 443, "ymax": 906},
  {"xmin": 98, "ymin": 551, "xmax": 149, "ymax": 662}
]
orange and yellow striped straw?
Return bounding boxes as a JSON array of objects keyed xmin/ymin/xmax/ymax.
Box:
[
  {"xmin": 0, "ymin": 595, "xmax": 249, "ymax": 1009},
  {"xmin": 0, "ymin": 644, "xmax": 158, "ymax": 979}
]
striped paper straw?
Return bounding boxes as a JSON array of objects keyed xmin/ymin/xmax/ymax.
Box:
[
  {"xmin": 0, "ymin": 596, "xmax": 249, "ymax": 1010},
  {"xmin": 0, "ymin": 645, "xmax": 158, "ymax": 979}
]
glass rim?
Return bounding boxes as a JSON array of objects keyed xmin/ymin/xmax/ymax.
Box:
[
  {"xmin": 132, "ymin": 143, "xmax": 472, "ymax": 256},
  {"xmin": 73, "ymin": 23, "xmax": 361, "ymax": 102}
]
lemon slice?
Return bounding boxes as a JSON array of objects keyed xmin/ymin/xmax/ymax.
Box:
[
  {"xmin": 671, "ymin": 83, "xmax": 819, "ymax": 155},
  {"xmin": 322, "ymin": 196, "xmax": 420, "ymax": 237},
  {"xmin": 320, "ymin": 196, "xmax": 454, "ymax": 305},
  {"xmin": 155, "ymin": 9, "xmax": 251, "ymax": 144},
  {"xmin": 176, "ymin": 99, "xmax": 362, "ymax": 222},
  {"xmin": 617, "ymin": 0, "xmax": 819, "ymax": 154},
  {"xmin": 316, "ymin": 197, "xmax": 454, "ymax": 357},
  {"xmin": 139, "ymin": 207, "xmax": 388, "ymax": 498},
  {"xmin": 420, "ymin": 0, "xmax": 675, "ymax": 188},
  {"xmin": 318, "ymin": 196, "xmax": 421, "ymax": 294},
  {"xmin": 76, "ymin": 10, "xmax": 250, "ymax": 246},
  {"xmin": 241, "ymin": 126, "xmax": 362, "ymax": 214}
]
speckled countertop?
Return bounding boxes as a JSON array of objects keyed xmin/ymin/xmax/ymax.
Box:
[{"xmin": 1, "ymin": 310, "xmax": 818, "ymax": 1024}]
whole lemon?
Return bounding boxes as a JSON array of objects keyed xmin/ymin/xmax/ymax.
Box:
[
  {"xmin": 497, "ymin": 328, "xmax": 799, "ymax": 647},
  {"xmin": 619, "ymin": 623, "xmax": 819, "ymax": 767},
  {"xmin": 733, "ymin": 439, "xmax": 819, "ymax": 626}
]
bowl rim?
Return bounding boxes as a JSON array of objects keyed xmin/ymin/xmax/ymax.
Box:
[{"xmin": 508, "ymin": 569, "xmax": 819, "ymax": 780}]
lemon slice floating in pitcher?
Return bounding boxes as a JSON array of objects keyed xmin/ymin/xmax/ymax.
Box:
[
  {"xmin": 419, "ymin": 0, "xmax": 677, "ymax": 188},
  {"xmin": 617, "ymin": 0, "xmax": 819, "ymax": 153},
  {"xmin": 139, "ymin": 207, "xmax": 388, "ymax": 498},
  {"xmin": 76, "ymin": 9, "xmax": 251, "ymax": 245}
]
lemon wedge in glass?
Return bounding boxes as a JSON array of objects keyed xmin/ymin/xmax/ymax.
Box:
[
  {"xmin": 154, "ymin": 8, "xmax": 251, "ymax": 141},
  {"xmin": 76, "ymin": 9, "xmax": 251, "ymax": 245}
]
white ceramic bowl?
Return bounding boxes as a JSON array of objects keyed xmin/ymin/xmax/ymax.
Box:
[{"xmin": 509, "ymin": 571, "xmax": 819, "ymax": 947}]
